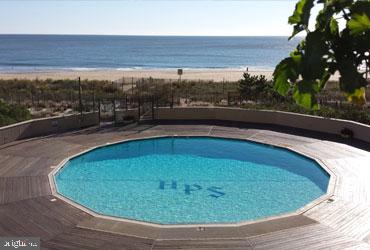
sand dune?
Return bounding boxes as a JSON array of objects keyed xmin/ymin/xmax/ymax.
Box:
[
  {"xmin": 0, "ymin": 69, "xmax": 273, "ymax": 82},
  {"xmin": 0, "ymin": 69, "xmax": 341, "ymax": 82}
]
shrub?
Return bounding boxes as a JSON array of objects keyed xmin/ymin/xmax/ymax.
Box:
[
  {"xmin": 0, "ymin": 100, "xmax": 31, "ymax": 126},
  {"xmin": 238, "ymin": 73, "xmax": 268, "ymax": 102}
]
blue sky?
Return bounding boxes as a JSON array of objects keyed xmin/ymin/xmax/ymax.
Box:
[{"xmin": 0, "ymin": 1, "xmax": 303, "ymax": 36}]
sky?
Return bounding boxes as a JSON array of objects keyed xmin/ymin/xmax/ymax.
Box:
[{"xmin": 0, "ymin": 0, "xmax": 305, "ymax": 36}]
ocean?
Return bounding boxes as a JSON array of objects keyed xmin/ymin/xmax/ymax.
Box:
[{"xmin": 0, "ymin": 35, "xmax": 299, "ymax": 72}]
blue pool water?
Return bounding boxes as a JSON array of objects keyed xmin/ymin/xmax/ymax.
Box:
[{"xmin": 55, "ymin": 137, "xmax": 329, "ymax": 224}]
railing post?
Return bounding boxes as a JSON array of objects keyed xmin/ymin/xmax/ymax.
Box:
[
  {"xmin": 138, "ymin": 96, "xmax": 141, "ymax": 121},
  {"xmin": 170, "ymin": 80, "xmax": 174, "ymax": 108},
  {"xmin": 152, "ymin": 95, "xmax": 155, "ymax": 120},
  {"xmin": 113, "ymin": 97, "xmax": 116, "ymax": 126},
  {"xmin": 137, "ymin": 80, "xmax": 141, "ymax": 121},
  {"xmin": 92, "ymin": 83, "xmax": 96, "ymax": 112},
  {"xmin": 125, "ymin": 94, "xmax": 128, "ymax": 111},
  {"xmin": 131, "ymin": 77, "xmax": 134, "ymax": 105},
  {"xmin": 78, "ymin": 77, "xmax": 83, "ymax": 128},
  {"xmin": 98, "ymin": 99, "xmax": 101, "ymax": 127},
  {"xmin": 78, "ymin": 77, "xmax": 82, "ymax": 117}
]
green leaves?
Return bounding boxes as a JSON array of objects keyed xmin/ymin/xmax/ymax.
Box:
[
  {"xmin": 301, "ymin": 31, "xmax": 329, "ymax": 79},
  {"xmin": 348, "ymin": 0, "xmax": 370, "ymax": 36},
  {"xmin": 348, "ymin": 13, "xmax": 370, "ymax": 35},
  {"xmin": 330, "ymin": 18, "xmax": 339, "ymax": 35},
  {"xmin": 274, "ymin": 0, "xmax": 370, "ymax": 110},
  {"xmin": 0, "ymin": 100, "xmax": 31, "ymax": 126},
  {"xmin": 338, "ymin": 59, "xmax": 367, "ymax": 106},
  {"xmin": 346, "ymin": 87, "xmax": 366, "ymax": 106},
  {"xmin": 274, "ymin": 30, "xmax": 330, "ymax": 109},
  {"xmin": 289, "ymin": 0, "xmax": 315, "ymax": 38},
  {"xmin": 239, "ymin": 73, "xmax": 269, "ymax": 102},
  {"xmin": 293, "ymin": 80, "xmax": 320, "ymax": 110},
  {"xmin": 273, "ymin": 58, "xmax": 298, "ymax": 96}
]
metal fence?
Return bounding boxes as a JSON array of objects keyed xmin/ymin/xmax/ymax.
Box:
[{"xmin": 1, "ymin": 76, "xmax": 369, "ymax": 126}]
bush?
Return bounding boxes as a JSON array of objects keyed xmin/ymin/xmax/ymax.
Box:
[
  {"xmin": 239, "ymin": 73, "xmax": 268, "ymax": 102},
  {"xmin": 238, "ymin": 73, "xmax": 287, "ymax": 104},
  {"xmin": 0, "ymin": 100, "xmax": 31, "ymax": 126}
]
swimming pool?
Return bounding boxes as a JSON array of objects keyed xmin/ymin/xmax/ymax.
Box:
[{"xmin": 55, "ymin": 137, "xmax": 330, "ymax": 225}]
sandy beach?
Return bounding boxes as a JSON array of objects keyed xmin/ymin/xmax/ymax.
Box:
[{"xmin": 0, "ymin": 69, "xmax": 274, "ymax": 82}]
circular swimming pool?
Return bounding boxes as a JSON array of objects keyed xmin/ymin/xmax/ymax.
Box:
[{"xmin": 55, "ymin": 137, "xmax": 330, "ymax": 225}]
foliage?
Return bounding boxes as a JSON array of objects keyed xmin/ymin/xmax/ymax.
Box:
[
  {"xmin": 274, "ymin": 0, "xmax": 370, "ymax": 109},
  {"xmin": 239, "ymin": 73, "xmax": 267, "ymax": 101},
  {"xmin": 239, "ymin": 73, "xmax": 288, "ymax": 103},
  {"xmin": 241, "ymin": 101, "xmax": 370, "ymax": 124},
  {"xmin": 0, "ymin": 78, "xmax": 114, "ymax": 114},
  {"xmin": 0, "ymin": 100, "xmax": 31, "ymax": 126},
  {"xmin": 0, "ymin": 78, "xmax": 369, "ymax": 126}
]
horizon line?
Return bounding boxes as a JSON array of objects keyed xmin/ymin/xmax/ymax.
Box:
[{"xmin": 0, "ymin": 33, "xmax": 301, "ymax": 37}]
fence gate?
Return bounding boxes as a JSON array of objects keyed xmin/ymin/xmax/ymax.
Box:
[
  {"xmin": 138, "ymin": 94, "xmax": 156, "ymax": 121},
  {"xmin": 98, "ymin": 98, "xmax": 116, "ymax": 126}
]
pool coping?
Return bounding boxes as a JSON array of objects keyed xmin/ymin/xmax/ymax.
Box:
[{"xmin": 48, "ymin": 134, "xmax": 337, "ymax": 239}]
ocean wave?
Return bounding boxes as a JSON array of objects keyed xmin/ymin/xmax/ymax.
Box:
[{"xmin": 0, "ymin": 65, "xmax": 275, "ymax": 73}]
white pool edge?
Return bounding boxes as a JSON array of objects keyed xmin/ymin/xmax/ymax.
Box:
[{"xmin": 48, "ymin": 134, "xmax": 337, "ymax": 229}]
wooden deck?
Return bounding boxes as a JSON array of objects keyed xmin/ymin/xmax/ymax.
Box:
[{"xmin": 1, "ymin": 122, "xmax": 370, "ymax": 249}]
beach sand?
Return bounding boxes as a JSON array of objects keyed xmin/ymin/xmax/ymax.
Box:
[
  {"xmin": 0, "ymin": 69, "xmax": 340, "ymax": 82},
  {"xmin": 0, "ymin": 69, "xmax": 272, "ymax": 82}
]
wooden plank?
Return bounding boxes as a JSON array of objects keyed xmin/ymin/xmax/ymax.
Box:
[
  {"xmin": 291, "ymin": 141, "xmax": 368, "ymax": 160},
  {"xmin": 0, "ymin": 123, "xmax": 369, "ymax": 249},
  {"xmin": 0, "ymin": 155, "xmax": 25, "ymax": 176},
  {"xmin": 42, "ymin": 227, "xmax": 154, "ymax": 250},
  {"xmin": 245, "ymin": 130, "xmax": 318, "ymax": 147},
  {"xmin": 0, "ymin": 139, "xmax": 83, "ymax": 160},
  {"xmin": 0, "ymin": 196, "xmax": 91, "ymax": 240},
  {"xmin": 0, "ymin": 156, "xmax": 51, "ymax": 177},
  {"xmin": 0, "ymin": 176, "xmax": 51, "ymax": 204},
  {"xmin": 248, "ymin": 224, "xmax": 368, "ymax": 250},
  {"xmin": 153, "ymin": 239, "xmax": 253, "ymax": 250},
  {"xmin": 210, "ymin": 126, "xmax": 260, "ymax": 139},
  {"xmin": 324, "ymin": 157, "xmax": 370, "ymax": 204},
  {"xmin": 305, "ymin": 199, "xmax": 370, "ymax": 242}
]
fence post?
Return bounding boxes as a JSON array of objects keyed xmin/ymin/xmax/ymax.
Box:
[
  {"xmin": 92, "ymin": 83, "xmax": 96, "ymax": 112},
  {"xmin": 155, "ymin": 81, "xmax": 159, "ymax": 109},
  {"xmin": 138, "ymin": 96, "xmax": 141, "ymax": 121},
  {"xmin": 78, "ymin": 77, "xmax": 83, "ymax": 127},
  {"xmin": 137, "ymin": 80, "xmax": 141, "ymax": 121},
  {"xmin": 152, "ymin": 95, "xmax": 155, "ymax": 120},
  {"xmin": 122, "ymin": 76, "xmax": 125, "ymax": 92},
  {"xmin": 131, "ymin": 77, "xmax": 134, "ymax": 105},
  {"xmin": 171, "ymin": 80, "xmax": 174, "ymax": 108},
  {"xmin": 78, "ymin": 77, "xmax": 82, "ymax": 117},
  {"xmin": 125, "ymin": 94, "xmax": 128, "ymax": 111},
  {"xmin": 98, "ymin": 99, "xmax": 101, "ymax": 127},
  {"xmin": 113, "ymin": 97, "xmax": 116, "ymax": 126}
]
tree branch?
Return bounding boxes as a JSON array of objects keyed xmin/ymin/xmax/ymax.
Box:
[{"xmin": 342, "ymin": 10, "xmax": 350, "ymax": 21}]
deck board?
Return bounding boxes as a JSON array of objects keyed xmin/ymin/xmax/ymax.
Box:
[
  {"xmin": 152, "ymin": 239, "xmax": 253, "ymax": 250},
  {"xmin": 0, "ymin": 196, "xmax": 91, "ymax": 240},
  {"xmin": 305, "ymin": 199, "xmax": 370, "ymax": 242},
  {"xmin": 248, "ymin": 224, "xmax": 368, "ymax": 250},
  {"xmin": 0, "ymin": 123, "xmax": 369, "ymax": 249},
  {"xmin": 42, "ymin": 227, "xmax": 154, "ymax": 250},
  {"xmin": 0, "ymin": 176, "xmax": 51, "ymax": 204}
]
